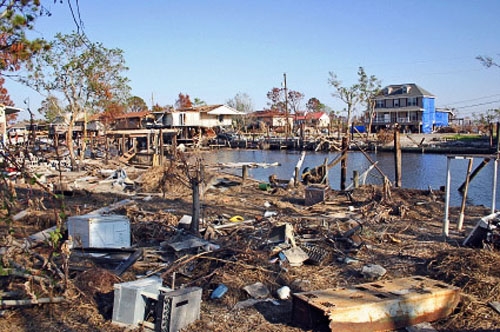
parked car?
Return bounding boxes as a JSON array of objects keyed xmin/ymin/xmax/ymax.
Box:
[{"xmin": 216, "ymin": 132, "xmax": 237, "ymax": 141}]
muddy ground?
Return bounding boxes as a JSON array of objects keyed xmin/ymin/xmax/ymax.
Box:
[{"xmin": 0, "ymin": 157, "xmax": 499, "ymax": 332}]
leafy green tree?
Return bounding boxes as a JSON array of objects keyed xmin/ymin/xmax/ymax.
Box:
[
  {"xmin": 306, "ymin": 97, "xmax": 326, "ymax": 112},
  {"xmin": 38, "ymin": 95, "xmax": 64, "ymax": 123},
  {"xmin": 193, "ymin": 97, "xmax": 206, "ymax": 106},
  {"xmin": 127, "ymin": 96, "xmax": 148, "ymax": 112},
  {"xmin": 22, "ymin": 32, "xmax": 130, "ymax": 166}
]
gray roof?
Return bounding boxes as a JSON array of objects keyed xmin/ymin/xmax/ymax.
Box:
[{"xmin": 377, "ymin": 83, "xmax": 435, "ymax": 98}]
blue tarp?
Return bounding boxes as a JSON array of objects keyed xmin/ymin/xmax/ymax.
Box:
[{"xmin": 351, "ymin": 125, "xmax": 366, "ymax": 133}]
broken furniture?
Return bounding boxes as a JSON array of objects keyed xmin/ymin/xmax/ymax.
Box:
[
  {"xmin": 112, "ymin": 276, "xmax": 202, "ymax": 331},
  {"xmin": 292, "ymin": 276, "xmax": 460, "ymax": 332}
]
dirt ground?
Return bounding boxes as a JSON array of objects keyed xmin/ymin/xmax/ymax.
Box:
[{"xmin": 0, "ymin": 157, "xmax": 500, "ymax": 332}]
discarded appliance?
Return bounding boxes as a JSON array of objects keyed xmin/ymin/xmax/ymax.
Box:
[
  {"xmin": 292, "ymin": 276, "xmax": 460, "ymax": 332},
  {"xmin": 463, "ymin": 212, "xmax": 500, "ymax": 248},
  {"xmin": 112, "ymin": 276, "xmax": 164, "ymax": 327},
  {"xmin": 155, "ymin": 287, "xmax": 202, "ymax": 332},
  {"xmin": 268, "ymin": 223, "xmax": 295, "ymax": 246},
  {"xmin": 112, "ymin": 276, "xmax": 202, "ymax": 332},
  {"xmin": 67, "ymin": 214, "xmax": 130, "ymax": 248}
]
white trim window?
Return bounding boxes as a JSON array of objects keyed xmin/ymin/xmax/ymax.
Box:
[{"xmin": 408, "ymin": 97, "xmax": 417, "ymax": 106}]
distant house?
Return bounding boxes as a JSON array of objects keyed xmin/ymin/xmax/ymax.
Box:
[
  {"xmin": 112, "ymin": 110, "xmax": 153, "ymax": 130},
  {"xmin": 154, "ymin": 104, "xmax": 242, "ymax": 129},
  {"xmin": 295, "ymin": 112, "xmax": 330, "ymax": 131},
  {"xmin": 0, "ymin": 105, "xmax": 22, "ymax": 143},
  {"xmin": 248, "ymin": 110, "xmax": 294, "ymax": 133},
  {"xmin": 371, "ymin": 83, "xmax": 450, "ymax": 134}
]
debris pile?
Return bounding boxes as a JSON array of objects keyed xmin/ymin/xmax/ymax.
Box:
[{"xmin": 0, "ymin": 158, "xmax": 500, "ymax": 331}]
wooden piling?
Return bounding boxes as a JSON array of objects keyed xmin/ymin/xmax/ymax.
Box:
[
  {"xmin": 341, "ymin": 137, "xmax": 348, "ymax": 191},
  {"xmin": 242, "ymin": 165, "xmax": 248, "ymax": 181},
  {"xmin": 394, "ymin": 129, "xmax": 402, "ymax": 187},
  {"xmin": 353, "ymin": 170, "xmax": 359, "ymax": 188},
  {"xmin": 458, "ymin": 158, "xmax": 490, "ymax": 192},
  {"xmin": 457, "ymin": 158, "xmax": 473, "ymax": 231}
]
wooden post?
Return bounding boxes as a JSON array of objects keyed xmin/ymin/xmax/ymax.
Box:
[
  {"xmin": 489, "ymin": 122, "xmax": 494, "ymax": 147},
  {"xmin": 121, "ymin": 134, "xmax": 126, "ymax": 155},
  {"xmin": 159, "ymin": 128, "xmax": 164, "ymax": 166},
  {"xmin": 458, "ymin": 158, "xmax": 490, "ymax": 192},
  {"xmin": 242, "ymin": 165, "xmax": 248, "ymax": 181},
  {"xmin": 443, "ymin": 157, "xmax": 451, "ymax": 237},
  {"xmin": 394, "ymin": 129, "xmax": 402, "ymax": 187},
  {"xmin": 492, "ymin": 158, "xmax": 498, "ymax": 213},
  {"xmin": 457, "ymin": 158, "xmax": 473, "ymax": 231},
  {"xmin": 496, "ymin": 122, "xmax": 500, "ymax": 153},
  {"xmin": 353, "ymin": 170, "xmax": 359, "ymax": 188},
  {"xmin": 341, "ymin": 137, "xmax": 348, "ymax": 191}
]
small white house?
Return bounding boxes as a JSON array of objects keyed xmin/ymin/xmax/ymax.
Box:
[
  {"xmin": 163, "ymin": 104, "xmax": 243, "ymax": 128},
  {"xmin": 0, "ymin": 105, "xmax": 23, "ymax": 144}
]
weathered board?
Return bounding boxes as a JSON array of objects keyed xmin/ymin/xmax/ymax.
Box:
[{"xmin": 292, "ymin": 276, "xmax": 460, "ymax": 332}]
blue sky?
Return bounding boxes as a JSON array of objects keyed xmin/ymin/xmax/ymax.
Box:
[{"xmin": 4, "ymin": 0, "xmax": 500, "ymax": 120}]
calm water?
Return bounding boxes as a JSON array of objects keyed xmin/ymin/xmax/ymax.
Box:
[{"xmin": 202, "ymin": 149, "xmax": 500, "ymax": 208}]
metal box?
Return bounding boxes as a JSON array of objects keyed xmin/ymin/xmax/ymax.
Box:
[
  {"xmin": 67, "ymin": 214, "xmax": 130, "ymax": 248},
  {"xmin": 305, "ymin": 185, "xmax": 326, "ymax": 206},
  {"xmin": 112, "ymin": 276, "xmax": 163, "ymax": 326},
  {"xmin": 156, "ymin": 287, "xmax": 202, "ymax": 332},
  {"xmin": 292, "ymin": 276, "xmax": 460, "ymax": 332}
]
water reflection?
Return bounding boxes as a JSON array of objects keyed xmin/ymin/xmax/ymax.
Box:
[{"xmin": 202, "ymin": 149, "xmax": 499, "ymax": 208}]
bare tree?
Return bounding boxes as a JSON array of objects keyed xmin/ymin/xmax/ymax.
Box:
[
  {"xmin": 328, "ymin": 67, "xmax": 367, "ymax": 135},
  {"xmin": 359, "ymin": 69, "xmax": 381, "ymax": 138}
]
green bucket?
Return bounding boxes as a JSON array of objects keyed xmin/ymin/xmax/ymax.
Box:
[{"xmin": 259, "ymin": 183, "xmax": 271, "ymax": 191}]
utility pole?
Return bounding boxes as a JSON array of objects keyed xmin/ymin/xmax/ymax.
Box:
[{"xmin": 283, "ymin": 73, "xmax": 289, "ymax": 138}]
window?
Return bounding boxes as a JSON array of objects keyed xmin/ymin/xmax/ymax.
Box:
[
  {"xmin": 376, "ymin": 100, "xmax": 385, "ymax": 108},
  {"xmin": 394, "ymin": 99, "xmax": 400, "ymax": 107},
  {"xmin": 179, "ymin": 113, "xmax": 186, "ymax": 125},
  {"xmin": 408, "ymin": 97, "xmax": 417, "ymax": 106}
]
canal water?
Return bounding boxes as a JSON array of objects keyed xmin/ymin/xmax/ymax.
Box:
[{"xmin": 202, "ymin": 149, "xmax": 500, "ymax": 208}]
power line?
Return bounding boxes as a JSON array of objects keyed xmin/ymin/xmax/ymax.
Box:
[
  {"xmin": 455, "ymin": 99, "xmax": 500, "ymax": 110},
  {"xmin": 446, "ymin": 93, "xmax": 500, "ymax": 106}
]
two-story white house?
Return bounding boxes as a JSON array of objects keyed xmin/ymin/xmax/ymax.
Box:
[{"xmin": 158, "ymin": 104, "xmax": 242, "ymax": 129}]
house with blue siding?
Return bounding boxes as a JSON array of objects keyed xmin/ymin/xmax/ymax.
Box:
[{"xmin": 371, "ymin": 83, "xmax": 451, "ymax": 133}]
